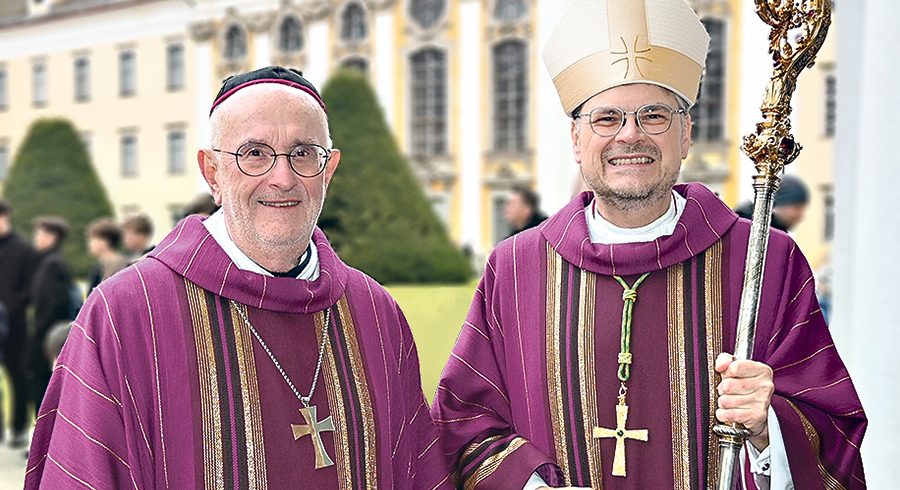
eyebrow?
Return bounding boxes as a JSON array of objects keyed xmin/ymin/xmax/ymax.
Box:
[{"xmin": 242, "ymin": 138, "xmax": 321, "ymax": 147}]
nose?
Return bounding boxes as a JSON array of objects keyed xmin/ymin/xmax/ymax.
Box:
[
  {"xmin": 614, "ymin": 114, "xmax": 645, "ymax": 143},
  {"xmin": 267, "ymin": 154, "xmax": 298, "ymax": 188}
]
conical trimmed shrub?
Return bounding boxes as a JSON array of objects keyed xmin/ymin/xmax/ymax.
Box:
[
  {"xmin": 3, "ymin": 118, "xmax": 114, "ymax": 278},
  {"xmin": 319, "ymin": 70, "xmax": 470, "ymax": 284}
]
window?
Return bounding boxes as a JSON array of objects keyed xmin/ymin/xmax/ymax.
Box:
[
  {"xmin": 0, "ymin": 144, "xmax": 8, "ymax": 181},
  {"xmin": 341, "ymin": 3, "xmax": 368, "ymax": 42},
  {"xmin": 410, "ymin": 48, "xmax": 447, "ymax": 156},
  {"xmin": 279, "ymin": 16, "xmax": 304, "ymax": 53},
  {"xmin": 410, "ymin": 0, "xmax": 444, "ymax": 29},
  {"xmin": 167, "ymin": 44, "xmax": 184, "ymax": 90},
  {"xmin": 0, "ymin": 68, "xmax": 8, "ymax": 110},
  {"xmin": 33, "ymin": 62, "xmax": 47, "ymax": 106},
  {"xmin": 224, "ymin": 24, "xmax": 247, "ymax": 61},
  {"xmin": 341, "ymin": 57, "xmax": 369, "ymax": 74},
  {"xmin": 494, "ymin": 0, "xmax": 527, "ymax": 21},
  {"xmin": 119, "ymin": 51, "xmax": 136, "ymax": 96},
  {"xmin": 75, "ymin": 57, "xmax": 90, "ymax": 101},
  {"xmin": 691, "ymin": 19, "xmax": 726, "ymax": 142},
  {"xmin": 824, "ymin": 74, "xmax": 836, "ymax": 138},
  {"xmin": 167, "ymin": 130, "xmax": 186, "ymax": 175},
  {"xmin": 493, "ymin": 40, "xmax": 528, "ymax": 152},
  {"xmin": 121, "ymin": 135, "xmax": 138, "ymax": 177}
]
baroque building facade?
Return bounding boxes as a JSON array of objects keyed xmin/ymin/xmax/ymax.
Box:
[{"xmin": 0, "ymin": 0, "xmax": 836, "ymax": 264}]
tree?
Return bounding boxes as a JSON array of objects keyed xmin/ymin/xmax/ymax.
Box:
[
  {"xmin": 319, "ymin": 70, "xmax": 470, "ymax": 284},
  {"xmin": 3, "ymin": 118, "xmax": 114, "ymax": 278}
]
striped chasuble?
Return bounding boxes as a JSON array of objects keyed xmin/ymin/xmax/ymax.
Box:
[
  {"xmin": 25, "ymin": 217, "xmax": 452, "ymax": 490},
  {"xmin": 432, "ymin": 183, "xmax": 867, "ymax": 490}
]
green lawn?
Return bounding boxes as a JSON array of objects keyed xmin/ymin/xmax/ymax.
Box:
[{"xmin": 386, "ymin": 280, "xmax": 478, "ymax": 403}]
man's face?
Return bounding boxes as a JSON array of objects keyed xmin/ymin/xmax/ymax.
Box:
[
  {"xmin": 571, "ymin": 83, "xmax": 691, "ymax": 207},
  {"xmin": 34, "ymin": 228, "xmax": 55, "ymax": 252},
  {"xmin": 773, "ymin": 203, "xmax": 807, "ymax": 231},
  {"xmin": 504, "ymin": 193, "xmax": 532, "ymax": 229},
  {"xmin": 199, "ymin": 85, "xmax": 339, "ymax": 262},
  {"xmin": 122, "ymin": 229, "xmax": 146, "ymax": 253}
]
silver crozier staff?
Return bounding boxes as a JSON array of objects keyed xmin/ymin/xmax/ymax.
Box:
[{"xmin": 712, "ymin": 1, "xmax": 833, "ymax": 488}]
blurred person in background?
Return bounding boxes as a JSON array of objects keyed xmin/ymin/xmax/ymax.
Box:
[
  {"xmin": 504, "ymin": 185, "xmax": 548, "ymax": 239},
  {"xmin": 0, "ymin": 199, "xmax": 37, "ymax": 447},
  {"xmin": 85, "ymin": 218, "xmax": 131, "ymax": 293},
  {"xmin": 182, "ymin": 192, "xmax": 220, "ymax": 218},
  {"xmin": 24, "ymin": 217, "xmax": 73, "ymax": 425},
  {"xmin": 121, "ymin": 213, "xmax": 155, "ymax": 261},
  {"xmin": 734, "ymin": 174, "xmax": 809, "ymax": 233}
]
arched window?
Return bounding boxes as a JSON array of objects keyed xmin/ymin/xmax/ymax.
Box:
[
  {"xmin": 410, "ymin": 48, "xmax": 447, "ymax": 156},
  {"xmin": 279, "ymin": 16, "xmax": 304, "ymax": 53},
  {"xmin": 341, "ymin": 3, "xmax": 368, "ymax": 42},
  {"xmin": 691, "ymin": 18, "xmax": 726, "ymax": 142},
  {"xmin": 410, "ymin": 0, "xmax": 445, "ymax": 29},
  {"xmin": 224, "ymin": 24, "xmax": 247, "ymax": 61},
  {"xmin": 494, "ymin": 0, "xmax": 527, "ymax": 21},
  {"xmin": 493, "ymin": 40, "xmax": 527, "ymax": 152},
  {"xmin": 341, "ymin": 57, "xmax": 369, "ymax": 74}
]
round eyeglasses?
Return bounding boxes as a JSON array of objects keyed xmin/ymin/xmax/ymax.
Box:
[
  {"xmin": 576, "ymin": 104, "xmax": 686, "ymax": 137},
  {"xmin": 213, "ymin": 142, "xmax": 332, "ymax": 177}
]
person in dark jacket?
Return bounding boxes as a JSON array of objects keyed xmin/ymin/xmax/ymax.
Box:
[
  {"xmin": 504, "ymin": 185, "xmax": 548, "ymax": 239},
  {"xmin": 24, "ymin": 216, "xmax": 74, "ymax": 425},
  {"xmin": 734, "ymin": 174, "xmax": 810, "ymax": 233},
  {"xmin": 0, "ymin": 199, "xmax": 38, "ymax": 447}
]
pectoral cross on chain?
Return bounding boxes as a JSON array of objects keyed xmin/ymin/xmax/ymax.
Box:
[
  {"xmin": 592, "ymin": 402, "xmax": 648, "ymax": 477},
  {"xmin": 291, "ymin": 405, "xmax": 335, "ymax": 469}
]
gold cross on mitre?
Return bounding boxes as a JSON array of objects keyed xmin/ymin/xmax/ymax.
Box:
[
  {"xmin": 291, "ymin": 405, "xmax": 335, "ymax": 469},
  {"xmin": 592, "ymin": 402, "xmax": 648, "ymax": 477}
]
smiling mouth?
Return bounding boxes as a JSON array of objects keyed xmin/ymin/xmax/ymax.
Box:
[
  {"xmin": 260, "ymin": 200, "xmax": 300, "ymax": 207},
  {"xmin": 609, "ymin": 157, "xmax": 654, "ymax": 166}
]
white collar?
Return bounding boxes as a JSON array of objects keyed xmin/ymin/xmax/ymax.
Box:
[
  {"xmin": 203, "ymin": 210, "xmax": 320, "ymax": 280},
  {"xmin": 585, "ymin": 190, "xmax": 686, "ymax": 244}
]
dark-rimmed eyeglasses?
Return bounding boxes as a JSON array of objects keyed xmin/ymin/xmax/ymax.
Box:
[
  {"xmin": 575, "ymin": 104, "xmax": 686, "ymax": 137},
  {"xmin": 213, "ymin": 142, "xmax": 332, "ymax": 177}
]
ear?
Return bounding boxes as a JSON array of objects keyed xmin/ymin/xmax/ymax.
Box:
[
  {"xmin": 570, "ymin": 119, "xmax": 583, "ymax": 164},
  {"xmin": 681, "ymin": 114, "xmax": 692, "ymax": 159},
  {"xmin": 198, "ymin": 149, "xmax": 223, "ymax": 205},
  {"xmin": 322, "ymin": 149, "xmax": 341, "ymax": 191}
]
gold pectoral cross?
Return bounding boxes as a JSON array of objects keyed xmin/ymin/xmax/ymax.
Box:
[
  {"xmin": 592, "ymin": 403, "xmax": 648, "ymax": 477},
  {"xmin": 291, "ymin": 405, "xmax": 335, "ymax": 469}
]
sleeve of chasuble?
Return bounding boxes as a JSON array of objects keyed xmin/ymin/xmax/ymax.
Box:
[
  {"xmin": 751, "ymin": 235, "xmax": 867, "ymax": 489},
  {"xmin": 383, "ymin": 296, "xmax": 455, "ymax": 490},
  {"xmin": 24, "ymin": 290, "xmax": 146, "ymax": 489},
  {"xmin": 431, "ymin": 251, "xmax": 556, "ymax": 490}
]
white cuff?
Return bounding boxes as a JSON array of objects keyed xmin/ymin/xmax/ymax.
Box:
[
  {"xmin": 743, "ymin": 406, "xmax": 794, "ymax": 490},
  {"xmin": 523, "ymin": 471, "xmax": 548, "ymax": 490}
]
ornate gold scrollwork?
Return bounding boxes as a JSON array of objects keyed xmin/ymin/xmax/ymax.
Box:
[{"xmin": 742, "ymin": 0, "xmax": 832, "ymax": 181}]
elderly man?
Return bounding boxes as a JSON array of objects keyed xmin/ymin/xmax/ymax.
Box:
[
  {"xmin": 26, "ymin": 66, "xmax": 451, "ymax": 489},
  {"xmin": 431, "ymin": 1, "xmax": 866, "ymax": 489}
]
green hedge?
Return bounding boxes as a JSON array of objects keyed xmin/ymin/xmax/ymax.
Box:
[
  {"xmin": 319, "ymin": 70, "xmax": 470, "ymax": 284},
  {"xmin": 3, "ymin": 118, "xmax": 113, "ymax": 278}
]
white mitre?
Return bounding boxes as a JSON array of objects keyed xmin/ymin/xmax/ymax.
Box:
[{"xmin": 542, "ymin": 0, "xmax": 711, "ymax": 115}]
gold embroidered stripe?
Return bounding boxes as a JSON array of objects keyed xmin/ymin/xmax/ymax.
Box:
[
  {"xmin": 704, "ymin": 240, "xmax": 724, "ymax": 490},
  {"xmin": 229, "ymin": 303, "xmax": 268, "ymax": 489},
  {"xmin": 787, "ymin": 400, "xmax": 848, "ymax": 490},
  {"xmin": 322, "ymin": 296, "xmax": 378, "ymax": 490},
  {"xmin": 186, "ymin": 281, "xmax": 225, "ymax": 490},
  {"xmin": 667, "ymin": 262, "xmax": 691, "ymax": 490}
]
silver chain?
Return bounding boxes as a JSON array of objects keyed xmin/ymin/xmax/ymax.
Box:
[{"xmin": 232, "ymin": 301, "xmax": 330, "ymax": 408}]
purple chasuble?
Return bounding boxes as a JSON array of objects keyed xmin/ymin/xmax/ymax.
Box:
[
  {"xmin": 431, "ymin": 183, "xmax": 866, "ymax": 490},
  {"xmin": 25, "ymin": 216, "xmax": 452, "ymax": 490}
]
